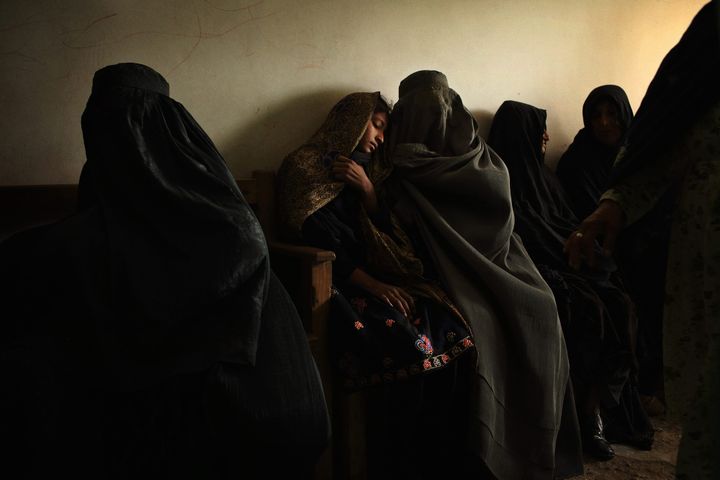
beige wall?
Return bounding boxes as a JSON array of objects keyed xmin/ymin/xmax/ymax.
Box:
[{"xmin": 0, "ymin": 0, "xmax": 707, "ymax": 185}]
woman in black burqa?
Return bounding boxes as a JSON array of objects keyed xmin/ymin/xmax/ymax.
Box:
[
  {"xmin": 385, "ymin": 70, "xmax": 583, "ymax": 480},
  {"xmin": 487, "ymin": 100, "xmax": 653, "ymax": 460},
  {"xmin": 556, "ymin": 85, "xmax": 634, "ymax": 223},
  {"xmin": 556, "ymin": 88, "xmax": 668, "ymax": 405},
  {"xmin": 0, "ymin": 63, "xmax": 328, "ymax": 479}
]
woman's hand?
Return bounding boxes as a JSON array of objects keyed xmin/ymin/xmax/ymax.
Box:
[
  {"xmin": 332, "ymin": 155, "xmax": 378, "ymax": 213},
  {"xmin": 564, "ymin": 199, "xmax": 626, "ymax": 270},
  {"xmin": 349, "ymin": 268, "xmax": 415, "ymax": 318},
  {"xmin": 332, "ymin": 156, "xmax": 372, "ymax": 193}
]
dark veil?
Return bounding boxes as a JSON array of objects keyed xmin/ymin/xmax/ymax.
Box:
[
  {"xmin": 488, "ymin": 100, "xmax": 615, "ymax": 278},
  {"xmin": 77, "ymin": 63, "xmax": 269, "ymax": 386},
  {"xmin": 556, "ymin": 85, "xmax": 633, "ymax": 221},
  {"xmin": 488, "ymin": 100, "xmax": 654, "ymax": 451},
  {"xmin": 0, "ymin": 63, "xmax": 329, "ymax": 478}
]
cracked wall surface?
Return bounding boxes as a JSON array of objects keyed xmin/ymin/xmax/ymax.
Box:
[{"xmin": 0, "ymin": 0, "xmax": 707, "ymax": 185}]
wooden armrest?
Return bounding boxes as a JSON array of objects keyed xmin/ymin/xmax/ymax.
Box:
[{"xmin": 268, "ymin": 241, "xmax": 336, "ymax": 263}]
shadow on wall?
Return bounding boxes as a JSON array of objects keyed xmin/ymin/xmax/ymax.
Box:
[{"xmin": 223, "ymin": 88, "xmax": 359, "ymax": 175}]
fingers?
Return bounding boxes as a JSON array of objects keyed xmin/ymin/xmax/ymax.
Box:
[
  {"xmin": 332, "ymin": 161, "xmax": 361, "ymax": 186},
  {"xmin": 564, "ymin": 232, "xmax": 583, "ymax": 270},
  {"xmin": 601, "ymin": 222, "xmax": 621, "ymax": 257},
  {"xmin": 380, "ymin": 294, "xmax": 393, "ymax": 309},
  {"xmin": 564, "ymin": 200, "xmax": 626, "ymax": 269},
  {"xmin": 563, "ymin": 219, "xmax": 598, "ymax": 270},
  {"xmin": 379, "ymin": 287, "xmax": 412, "ymax": 318},
  {"xmin": 580, "ymin": 221, "xmax": 601, "ymax": 268},
  {"xmin": 598, "ymin": 200, "xmax": 625, "ymax": 257},
  {"xmin": 396, "ymin": 288, "xmax": 415, "ymax": 313},
  {"xmin": 389, "ymin": 289, "xmax": 410, "ymax": 317}
]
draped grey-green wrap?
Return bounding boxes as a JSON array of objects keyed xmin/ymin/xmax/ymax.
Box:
[{"xmin": 387, "ymin": 71, "xmax": 579, "ymax": 479}]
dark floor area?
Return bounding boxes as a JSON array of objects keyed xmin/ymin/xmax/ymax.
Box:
[{"xmin": 578, "ymin": 416, "xmax": 680, "ymax": 480}]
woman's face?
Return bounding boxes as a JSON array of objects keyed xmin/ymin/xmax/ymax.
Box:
[
  {"xmin": 590, "ymin": 100, "xmax": 622, "ymax": 147},
  {"xmin": 357, "ymin": 111, "xmax": 388, "ymax": 154},
  {"xmin": 541, "ymin": 129, "xmax": 550, "ymax": 156}
]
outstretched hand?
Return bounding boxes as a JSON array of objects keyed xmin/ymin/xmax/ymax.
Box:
[{"xmin": 564, "ymin": 200, "xmax": 626, "ymax": 270}]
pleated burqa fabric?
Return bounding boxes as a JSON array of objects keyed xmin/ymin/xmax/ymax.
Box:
[
  {"xmin": 0, "ymin": 63, "xmax": 328, "ymax": 478},
  {"xmin": 488, "ymin": 100, "xmax": 653, "ymax": 449},
  {"xmin": 386, "ymin": 71, "xmax": 582, "ymax": 479}
]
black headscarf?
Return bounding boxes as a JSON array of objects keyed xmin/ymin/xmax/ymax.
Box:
[
  {"xmin": 556, "ymin": 85, "xmax": 633, "ymax": 220},
  {"xmin": 77, "ymin": 63, "xmax": 269, "ymax": 384},
  {"xmin": 488, "ymin": 100, "xmax": 615, "ymax": 278},
  {"xmin": 612, "ymin": 0, "xmax": 720, "ymax": 183}
]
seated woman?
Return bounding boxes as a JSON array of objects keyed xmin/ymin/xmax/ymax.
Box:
[
  {"xmin": 385, "ymin": 70, "xmax": 583, "ymax": 480},
  {"xmin": 557, "ymin": 86, "xmax": 668, "ymax": 410},
  {"xmin": 487, "ymin": 100, "xmax": 654, "ymax": 460},
  {"xmin": 556, "ymin": 85, "xmax": 633, "ymax": 222},
  {"xmin": 0, "ymin": 63, "xmax": 329, "ymax": 479},
  {"xmin": 276, "ymin": 92, "xmax": 475, "ymax": 479}
]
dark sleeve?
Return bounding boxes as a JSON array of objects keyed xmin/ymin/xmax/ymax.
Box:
[
  {"xmin": 301, "ymin": 205, "xmax": 361, "ymax": 283},
  {"xmin": 367, "ymin": 197, "xmax": 395, "ymax": 235}
]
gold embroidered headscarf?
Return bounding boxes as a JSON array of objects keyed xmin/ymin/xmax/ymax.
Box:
[{"xmin": 277, "ymin": 92, "xmax": 392, "ymax": 238}]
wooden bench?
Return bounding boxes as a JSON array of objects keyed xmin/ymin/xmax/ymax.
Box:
[{"xmin": 0, "ymin": 171, "xmax": 371, "ymax": 480}]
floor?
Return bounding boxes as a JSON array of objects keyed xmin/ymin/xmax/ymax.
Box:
[{"xmin": 577, "ymin": 416, "xmax": 680, "ymax": 480}]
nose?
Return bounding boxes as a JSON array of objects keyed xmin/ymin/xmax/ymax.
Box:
[{"xmin": 376, "ymin": 130, "xmax": 384, "ymax": 144}]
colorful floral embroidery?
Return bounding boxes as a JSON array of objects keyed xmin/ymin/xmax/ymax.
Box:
[
  {"xmin": 414, "ymin": 334, "xmax": 434, "ymax": 355},
  {"xmin": 385, "ymin": 319, "xmax": 395, "ymax": 327},
  {"xmin": 337, "ymin": 321, "xmax": 475, "ymax": 389},
  {"xmin": 350, "ymin": 297, "xmax": 368, "ymax": 313}
]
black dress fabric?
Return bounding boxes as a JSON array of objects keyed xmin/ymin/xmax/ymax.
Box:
[
  {"xmin": 556, "ymin": 85, "xmax": 633, "ymax": 221},
  {"xmin": 487, "ymin": 100, "xmax": 653, "ymax": 449},
  {"xmin": 0, "ymin": 63, "xmax": 328, "ymax": 479}
]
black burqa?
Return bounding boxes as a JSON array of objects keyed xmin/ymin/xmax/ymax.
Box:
[
  {"xmin": 387, "ymin": 71, "xmax": 583, "ymax": 480},
  {"xmin": 556, "ymin": 85, "xmax": 633, "ymax": 222},
  {"xmin": 0, "ymin": 63, "xmax": 328, "ymax": 479},
  {"xmin": 487, "ymin": 100, "xmax": 653, "ymax": 450},
  {"xmin": 553, "ymin": 85, "xmax": 664, "ymax": 398}
]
